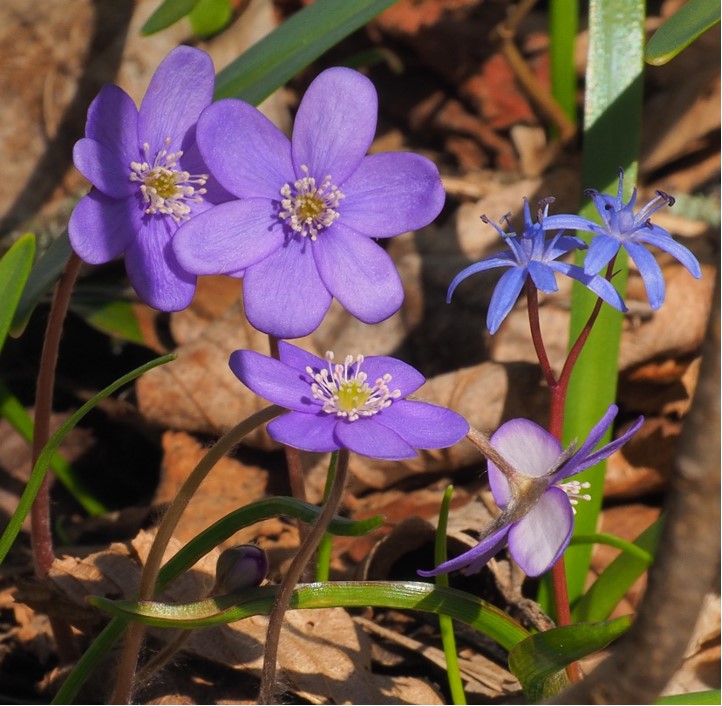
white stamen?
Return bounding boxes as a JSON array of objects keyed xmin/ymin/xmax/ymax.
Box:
[
  {"xmin": 307, "ymin": 351, "xmax": 400, "ymax": 422},
  {"xmin": 129, "ymin": 138, "xmax": 208, "ymax": 222},
  {"xmin": 279, "ymin": 164, "xmax": 344, "ymax": 240},
  {"xmin": 558, "ymin": 480, "xmax": 592, "ymax": 514}
]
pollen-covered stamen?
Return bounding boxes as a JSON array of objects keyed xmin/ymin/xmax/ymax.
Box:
[
  {"xmin": 279, "ymin": 164, "xmax": 344, "ymax": 240},
  {"xmin": 558, "ymin": 479, "xmax": 592, "ymax": 514},
  {"xmin": 307, "ymin": 351, "xmax": 401, "ymax": 422},
  {"xmin": 130, "ymin": 138, "xmax": 208, "ymax": 222}
]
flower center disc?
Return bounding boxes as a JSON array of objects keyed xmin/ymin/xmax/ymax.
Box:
[
  {"xmin": 130, "ymin": 138, "xmax": 208, "ymax": 222},
  {"xmin": 308, "ymin": 352, "xmax": 400, "ymax": 422},
  {"xmin": 280, "ymin": 164, "xmax": 344, "ymax": 240}
]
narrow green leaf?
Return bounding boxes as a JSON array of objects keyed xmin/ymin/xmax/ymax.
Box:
[
  {"xmin": 509, "ymin": 616, "xmax": 632, "ymax": 700},
  {"xmin": 569, "ymin": 532, "xmax": 654, "ymax": 566},
  {"xmin": 572, "ymin": 517, "xmax": 663, "ymax": 623},
  {"xmin": 645, "ymin": 0, "xmax": 720, "ymax": 65},
  {"xmin": 141, "ymin": 0, "xmax": 200, "ymax": 35},
  {"xmin": 0, "ymin": 233, "xmax": 35, "ymax": 352},
  {"xmin": 189, "ymin": 0, "xmax": 232, "ymax": 37},
  {"xmin": 0, "ymin": 354, "xmax": 176, "ymax": 566},
  {"xmin": 0, "ymin": 381, "xmax": 107, "ymax": 515},
  {"xmin": 70, "ymin": 298, "xmax": 144, "ymax": 345},
  {"xmin": 89, "ymin": 581, "xmax": 530, "ymax": 650},
  {"xmin": 214, "ymin": 0, "xmax": 400, "ymax": 105},
  {"xmin": 11, "ymin": 230, "xmax": 72, "ymax": 337},
  {"xmin": 656, "ymin": 690, "xmax": 722, "ymax": 705},
  {"xmin": 549, "ymin": 0, "xmax": 579, "ymax": 125}
]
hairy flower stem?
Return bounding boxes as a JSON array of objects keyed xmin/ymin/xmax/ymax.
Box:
[
  {"xmin": 31, "ymin": 251, "xmax": 82, "ymax": 663},
  {"xmin": 110, "ymin": 405, "xmax": 285, "ymax": 705},
  {"xmin": 260, "ymin": 448, "xmax": 350, "ymax": 704}
]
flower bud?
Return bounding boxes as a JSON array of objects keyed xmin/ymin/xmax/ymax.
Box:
[{"xmin": 215, "ymin": 545, "xmax": 268, "ymax": 594}]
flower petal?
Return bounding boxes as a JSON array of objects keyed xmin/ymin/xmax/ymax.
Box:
[
  {"xmin": 313, "ymin": 225, "xmax": 403, "ymax": 324},
  {"xmin": 173, "ymin": 199, "xmax": 286, "ymax": 274},
  {"xmin": 73, "ymin": 138, "xmax": 136, "ymax": 199},
  {"xmin": 338, "ymin": 153, "xmax": 445, "ymax": 237},
  {"xmin": 508, "ymin": 487, "xmax": 573, "ymax": 577},
  {"xmin": 229, "ymin": 350, "xmax": 318, "ymax": 412},
  {"xmin": 625, "ymin": 240, "xmax": 666, "ymax": 309},
  {"xmin": 549, "ymin": 262, "xmax": 627, "ymax": 312},
  {"xmin": 334, "ymin": 418, "xmax": 416, "ymax": 459},
  {"xmin": 527, "ymin": 261, "xmax": 558, "ymax": 293},
  {"xmin": 487, "ymin": 266, "xmax": 527, "ymax": 334},
  {"xmin": 125, "ymin": 216, "xmax": 196, "ymax": 311},
  {"xmin": 267, "ymin": 412, "xmax": 339, "ymax": 453},
  {"xmin": 277, "ymin": 341, "xmax": 328, "ymax": 375},
  {"xmin": 69, "ymin": 190, "xmax": 140, "ymax": 264},
  {"xmin": 197, "ymin": 99, "xmax": 293, "ymax": 199},
  {"xmin": 417, "ymin": 524, "xmax": 510, "ymax": 577},
  {"xmin": 138, "ymin": 46, "xmax": 214, "ymax": 154},
  {"xmin": 357, "ymin": 356, "xmax": 425, "ymax": 397},
  {"xmin": 635, "ymin": 229, "xmax": 702, "ymax": 279},
  {"xmin": 292, "ymin": 67, "xmax": 377, "ymax": 184},
  {"xmin": 374, "ymin": 400, "xmax": 468, "ymax": 449},
  {"xmin": 243, "ymin": 237, "xmax": 332, "ymax": 338},
  {"xmin": 541, "ymin": 214, "xmax": 604, "ymax": 235},
  {"xmin": 447, "ymin": 255, "xmax": 516, "ymax": 301},
  {"xmin": 84, "ymin": 84, "xmax": 139, "ymax": 162},
  {"xmin": 583, "ymin": 235, "xmax": 622, "ymax": 275}
]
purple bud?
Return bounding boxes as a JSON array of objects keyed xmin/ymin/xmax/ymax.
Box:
[{"xmin": 215, "ymin": 545, "xmax": 268, "ymax": 593}]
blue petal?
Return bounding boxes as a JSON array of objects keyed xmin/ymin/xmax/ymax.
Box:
[
  {"xmin": 487, "ymin": 266, "xmax": 527, "ymax": 334},
  {"xmin": 583, "ymin": 235, "xmax": 622, "ymax": 275},
  {"xmin": 447, "ymin": 255, "xmax": 516, "ymax": 302},
  {"xmin": 625, "ymin": 240, "xmax": 666, "ymax": 309},
  {"xmin": 635, "ymin": 229, "xmax": 702, "ymax": 279},
  {"xmin": 549, "ymin": 262, "xmax": 627, "ymax": 312},
  {"xmin": 527, "ymin": 261, "xmax": 558, "ymax": 293},
  {"xmin": 542, "ymin": 214, "xmax": 604, "ymax": 235}
]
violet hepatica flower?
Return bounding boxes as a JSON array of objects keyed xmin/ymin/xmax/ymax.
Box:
[
  {"xmin": 69, "ymin": 47, "xmax": 231, "ymax": 311},
  {"xmin": 448, "ymin": 199, "xmax": 627, "ymax": 334},
  {"xmin": 419, "ymin": 405, "xmax": 643, "ymax": 578},
  {"xmin": 173, "ymin": 67, "xmax": 445, "ymax": 338},
  {"xmin": 543, "ymin": 169, "xmax": 702, "ymax": 309},
  {"xmin": 230, "ymin": 342, "xmax": 468, "ymax": 460}
]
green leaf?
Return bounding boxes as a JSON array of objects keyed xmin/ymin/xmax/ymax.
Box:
[
  {"xmin": 572, "ymin": 518, "xmax": 663, "ymax": 623},
  {"xmin": 141, "ymin": 0, "xmax": 200, "ymax": 35},
  {"xmin": 11, "ymin": 230, "xmax": 72, "ymax": 337},
  {"xmin": 509, "ymin": 616, "xmax": 632, "ymax": 700},
  {"xmin": 656, "ymin": 690, "xmax": 722, "ymax": 705},
  {"xmin": 189, "ymin": 0, "xmax": 232, "ymax": 37},
  {"xmin": 89, "ymin": 581, "xmax": 530, "ymax": 650},
  {"xmin": 214, "ymin": 0, "xmax": 400, "ymax": 105},
  {"xmin": 0, "ymin": 233, "xmax": 35, "ymax": 352},
  {"xmin": 0, "ymin": 354, "xmax": 176, "ymax": 567},
  {"xmin": 70, "ymin": 298, "xmax": 144, "ymax": 345},
  {"xmin": 569, "ymin": 532, "xmax": 654, "ymax": 566},
  {"xmin": 645, "ymin": 0, "xmax": 720, "ymax": 66}
]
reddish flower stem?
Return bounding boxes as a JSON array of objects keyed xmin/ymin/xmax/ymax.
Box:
[{"xmin": 31, "ymin": 251, "xmax": 82, "ymax": 663}]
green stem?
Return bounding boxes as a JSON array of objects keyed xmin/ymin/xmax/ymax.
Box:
[{"xmin": 315, "ymin": 451, "xmax": 339, "ymax": 582}]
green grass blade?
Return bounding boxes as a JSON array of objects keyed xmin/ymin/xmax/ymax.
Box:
[
  {"xmin": 189, "ymin": 0, "xmax": 232, "ymax": 37},
  {"xmin": 70, "ymin": 297, "xmax": 144, "ymax": 345},
  {"xmin": 549, "ymin": 0, "xmax": 579, "ymax": 125},
  {"xmin": 656, "ymin": 690, "xmax": 722, "ymax": 705},
  {"xmin": 0, "ymin": 381, "xmax": 107, "ymax": 515},
  {"xmin": 569, "ymin": 532, "xmax": 654, "ymax": 566},
  {"xmin": 645, "ymin": 0, "xmax": 720, "ymax": 65},
  {"xmin": 140, "ymin": 0, "xmax": 200, "ymax": 35},
  {"xmin": 509, "ymin": 616, "xmax": 632, "ymax": 700},
  {"xmin": 0, "ymin": 354, "xmax": 176, "ymax": 566},
  {"xmin": 214, "ymin": 0, "xmax": 400, "ymax": 105},
  {"xmin": 0, "ymin": 233, "xmax": 35, "ymax": 351},
  {"xmin": 89, "ymin": 581, "xmax": 530, "ymax": 650},
  {"xmin": 572, "ymin": 517, "xmax": 663, "ymax": 623}
]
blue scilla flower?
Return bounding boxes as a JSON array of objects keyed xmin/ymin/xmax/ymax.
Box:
[
  {"xmin": 447, "ymin": 198, "xmax": 627, "ymax": 334},
  {"xmin": 543, "ymin": 170, "xmax": 702, "ymax": 309}
]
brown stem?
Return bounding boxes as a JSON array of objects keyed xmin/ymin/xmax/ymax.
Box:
[
  {"xmin": 526, "ymin": 278, "xmax": 558, "ymax": 389},
  {"xmin": 550, "ymin": 558, "xmax": 584, "ymax": 683},
  {"xmin": 30, "ymin": 251, "xmax": 82, "ymax": 663},
  {"xmin": 259, "ymin": 448, "xmax": 350, "ymax": 704}
]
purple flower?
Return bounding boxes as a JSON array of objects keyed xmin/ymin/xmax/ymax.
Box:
[
  {"xmin": 173, "ymin": 67, "xmax": 445, "ymax": 338},
  {"xmin": 69, "ymin": 47, "xmax": 232, "ymax": 311},
  {"xmin": 230, "ymin": 342, "xmax": 469, "ymax": 460},
  {"xmin": 419, "ymin": 405, "xmax": 642, "ymax": 578},
  {"xmin": 448, "ymin": 199, "xmax": 627, "ymax": 334},
  {"xmin": 543, "ymin": 169, "xmax": 702, "ymax": 309}
]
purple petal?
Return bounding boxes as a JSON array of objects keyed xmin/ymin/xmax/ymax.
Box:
[
  {"xmin": 69, "ymin": 190, "xmax": 140, "ymax": 263},
  {"xmin": 635, "ymin": 229, "xmax": 702, "ymax": 279},
  {"xmin": 580, "ymin": 415, "xmax": 643, "ymax": 471},
  {"xmin": 125, "ymin": 216, "xmax": 196, "ymax": 311},
  {"xmin": 357, "ymin": 356, "xmax": 425, "ymax": 397},
  {"xmin": 228, "ymin": 350, "xmax": 317, "ymax": 412},
  {"xmin": 508, "ymin": 487, "xmax": 573, "ymax": 576},
  {"xmin": 313, "ymin": 225, "xmax": 403, "ymax": 324},
  {"xmin": 418, "ymin": 524, "xmax": 510, "ymax": 577},
  {"xmin": 487, "ymin": 266, "xmax": 527, "ymax": 334},
  {"xmin": 374, "ymin": 400, "xmax": 469, "ymax": 449},
  {"xmin": 73, "ymin": 138, "xmax": 136, "ymax": 199},
  {"xmin": 625, "ymin": 240, "xmax": 666, "ymax": 309},
  {"xmin": 84, "ymin": 84, "xmax": 139, "ymax": 162},
  {"xmin": 277, "ymin": 341, "xmax": 327, "ymax": 375},
  {"xmin": 267, "ymin": 412, "xmax": 339, "ymax": 453},
  {"xmin": 173, "ymin": 199, "xmax": 286, "ymax": 274},
  {"xmin": 197, "ymin": 99, "xmax": 293, "ymax": 199},
  {"xmin": 447, "ymin": 254, "xmax": 516, "ymax": 301},
  {"xmin": 545, "ymin": 234, "xmax": 587, "ymax": 258},
  {"xmin": 243, "ymin": 237, "xmax": 332, "ymax": 338},
  {"xmin": 583, "ymin": 235, "xmax": 622, "ymax": 275},
  {"xmin": 334, "ymin": 418, "xmax": 416, "ymax": 459},
  {"xmin": 292, "ymin": 67, "xmax": 377, "ymax": 184},
  {"xmin": 138, "ymin": 46, "xmax": 214, "ymax": 154},
  {"xmin": 541, "ymin": 214, "xmax": 604, "ymax": 235},
  {"xmin": 488, "ymin": 419, "xmax": 562, "ymax": 506},
  {"xmin": 176, "ymin": 139, "xmax": 235, "ymax": 205},
  {"xmin": 549, "ymin": 262, "xmax": 627, "ymax": 312},
  {"xmin": 338, "ymin": 153, "xmax": 445, "ymax": 237},
  {"xmin": 527, "ymin": 261, "xmax": 558, "ymax": 293}
]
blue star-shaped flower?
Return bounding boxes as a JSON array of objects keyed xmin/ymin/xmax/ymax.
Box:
[{"xmin": 448, "ymin": 198, "xmax": 627, "ymax": 334}]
